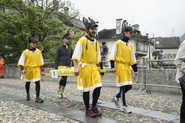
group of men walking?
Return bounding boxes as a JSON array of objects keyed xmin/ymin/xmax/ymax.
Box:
[{"xmin": 17, "ymin": 16, "xmax": 185, "ymax": 123}]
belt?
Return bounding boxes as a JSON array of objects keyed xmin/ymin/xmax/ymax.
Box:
[{"xmin": 79, "ymin": 62, "xmax": 95, "ymax": 68}]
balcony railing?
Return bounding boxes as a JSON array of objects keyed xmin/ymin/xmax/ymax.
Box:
[{"xmin": 135, "ymin": 49, "xmax": 148, "ymax": 56}]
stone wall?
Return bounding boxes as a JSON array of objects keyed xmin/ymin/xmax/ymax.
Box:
[{"xmin": 4, "ymin": 67, "xmax": 181, "ymax": 94}]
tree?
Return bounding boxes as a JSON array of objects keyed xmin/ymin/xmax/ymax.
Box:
[
  {"xmin": 151, "ymin": 51, "xmax": 163, "ymax": 68},
  {"xmin": 0, "ymin": 0, "xmax": 81, "ymax": 64}
]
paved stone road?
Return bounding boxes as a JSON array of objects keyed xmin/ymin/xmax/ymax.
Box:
[{"xmin": 0, "ymin": 78, "xmax": 181, "ymax": 123}]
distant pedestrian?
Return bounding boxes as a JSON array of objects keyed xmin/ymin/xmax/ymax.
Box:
[
  {"xmin": 174, "ymin": 40, "xmax": 185, "ymax": 123},
  {"xmin": 0, "ymin": 56, "xmax": 5, "ymax": 78},
  {"xmin": 18, "ymin": 35, "xmax": 45, "ymax": 103},
  {"xmin": 72, "ymin": 17, "xmax": 102, "ymax": 118},
  {"xmin": 55, "ymin": 31, "xmax": 73, "ymax": 99},
  {"xmin": 110, "ymin": 21, "xmax": 138, "ymax": 113}
]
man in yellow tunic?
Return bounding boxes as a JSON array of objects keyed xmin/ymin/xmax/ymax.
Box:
[
  {"xmin": 110, "ymin": 22, "xmax": 138, "ymax": 113},
  {"xmin": 72, "ymin": 17, "xmax": 102, "ymax": 118},
  {"xmin": 18, "ymin": 36, "xmax": 45, "ymax": 103}
]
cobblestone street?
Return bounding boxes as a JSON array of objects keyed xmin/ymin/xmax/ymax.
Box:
[{"xmin": 0, "ymin": 78, "xmax": 181, "ymax": 123}]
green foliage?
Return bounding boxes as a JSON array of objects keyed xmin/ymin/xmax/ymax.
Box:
[
  {"xmin": 0, "ymin": 0, "xmax": 82, "ymax": 64},
  {"xmin": 152, "ymin": 51, "xmax": 163, "ymax": 60},
  {"xmin": 151, "ymin": 51, "xmax": 163, "ymax": 68}
]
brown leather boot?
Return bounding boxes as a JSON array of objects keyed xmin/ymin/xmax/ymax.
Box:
[
  {"xmin": 86, "ymin": 108, "xmax": 96, "ymax": 118},
  {"xmin": 91, "ymin": 106, "xmax": 102, "ymax": 117}
]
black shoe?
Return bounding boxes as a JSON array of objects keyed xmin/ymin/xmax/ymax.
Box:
[
  {"xmin": 26, "ymin": 94, "xmax": 30, "ymax": 101},
  {"xmin": 35, "ymin": 97, "xmax": 44, "ymax": 103}
]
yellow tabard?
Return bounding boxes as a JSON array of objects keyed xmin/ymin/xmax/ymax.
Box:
[
  {"xmin": 24, "ymin": 66, "xmax": 41, "ymax": 82},
  {"xmin": 77, "ymin": 63, "xmax": 102, "ymax": 92},
  {"xmin": 115, "ymin": 63, "xmax": 132, "ymax": 87}
]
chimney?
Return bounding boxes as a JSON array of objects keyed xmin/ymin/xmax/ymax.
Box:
[
  {"xmin": 116, "ymin": 18, "xmax": 122, "ymax": 34},
  {"xmin": 134, "ymin": 24, "xmax": 139, "ymax": 31}
]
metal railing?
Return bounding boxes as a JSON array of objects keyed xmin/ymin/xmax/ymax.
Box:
[
  {"xmin": 136, "ymin": 60, "xmax": 151, "ymax": 94},
  {"xmin": 3, "ymin": 60, "xmax": 181, "ymax": 94},
  {"xmin": 137, "ymin": 59, "xmax": 180, "ymax": 94},
  {"xmin": 148, "ymin": 59, "xmax": 176, "ymax": 69}
]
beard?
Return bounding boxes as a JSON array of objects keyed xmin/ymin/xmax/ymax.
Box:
[
  {"xmin": 89, "ymin": 32, "xmax": 96, "ymax": 38},
  {"xmin": 29, "ymin": 47, "xmax": 36, "ymax": 51}
]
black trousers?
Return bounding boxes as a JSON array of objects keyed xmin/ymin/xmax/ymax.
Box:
[
  {"xmin": 83, "ymin": 87, "xmax": 101, "ymax": 110},
  {"xmin": 59, "ymin": 76, "xmax": 68, "ymax": 86},
  {"xmin": 25, "ymin": 81, "xmax": 40, "ymax": 97},
  {"xmin": 116, "ymin": 85, "xmax": 132, "ymax": 106}
]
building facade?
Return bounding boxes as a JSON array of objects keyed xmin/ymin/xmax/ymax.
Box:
[{"xmin": 97, "ymin": 20, "xmax": 150, "ymax": 68}]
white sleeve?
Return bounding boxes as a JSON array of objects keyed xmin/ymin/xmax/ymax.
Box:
[
  {"xmin": 109, "ymin": 44, "xmax": 117, "ymax": 60},
  {"xmin": 72, "ymin": 41, "xmax": 82, "ymax": 60},
  {"xmin": 97, "ymin": 46, "xmax": 101, "ymax": 62},
  {"xmin": 18, "ymin": 53, "xmax": 25, "ymax": 65},
  {"xmin": 132, "ymin": 48, "xmax": 137, "ymax": 63},
  {"xmin": 40, "ymin": 53, "xmax": 44, "ymax": 65}
]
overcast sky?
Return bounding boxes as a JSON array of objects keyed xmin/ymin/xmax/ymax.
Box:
[{"xmin": 69, "ymin": 0, "xmax": 185, "ymax": 38}]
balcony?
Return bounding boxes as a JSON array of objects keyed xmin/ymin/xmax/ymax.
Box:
[{"xmin": 135, "ymin": 48, "xmax": 148, "ymax": 56}]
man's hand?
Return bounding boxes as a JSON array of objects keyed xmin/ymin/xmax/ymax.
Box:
[
  {"xmin": 41, "ymin": 71, "xmax": 45, "ymax": 76},
  {"xmin": 21, "ymin": 70, "xmax": 25, "ymax": 74},
  {"xmin": 74, "ymin": 67, "xmax": 79, "ymax": 76},
  {"xmin": 73, "ymin": 60, "xmax": 79, "ymax": 76},
  {"xmin": 134, "ymin": 72, "xmax": 139, "ymax": 76},
  {"xmin": 110, "ymin": 68, "xmax": 116, "ymax": 73}
]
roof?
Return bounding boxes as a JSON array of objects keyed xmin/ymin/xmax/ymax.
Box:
[
  {"xmin": 58, "ymin": 13, "xmax": 86, "ymax": 31},
  {"xmin": 149, "ymin": 37, "xmax": 180, "ymax": 49},
  {"xmin": 74, "ymin": 19, "xmax": 86, "ymax": 31},
  {"xmin": 180, "ymin": 33, "xmax": 185, "ymax": 43},
  {"xmin": 97, "ymin": 28, "xmax": 149, "ymax": 43},
  {"xmin": 97, "ymin": 29, "xmax": 116, "ymax": 39}
]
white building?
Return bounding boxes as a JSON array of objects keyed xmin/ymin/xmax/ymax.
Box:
[{"xmin": 97, "ymin": 20, "xmax": 150, "ymax": 68}]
